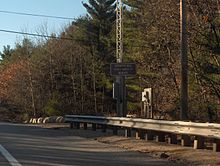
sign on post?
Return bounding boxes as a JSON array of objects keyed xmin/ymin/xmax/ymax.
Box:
[
  {"xmin": 142, "ymin": 88, "xmax": 153, "ymax": 119},
  {"xmin": 110, "ymin": 63, "xmax": 136, "ymax": 76},
  {"xmin": 142, "ymin": 88, "xmax": 152, "ymax": 105}
]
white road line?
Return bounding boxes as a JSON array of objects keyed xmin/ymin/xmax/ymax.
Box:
[{"xmin": 0, "ymin": 145, "xmax": 22, "ymax": 166}]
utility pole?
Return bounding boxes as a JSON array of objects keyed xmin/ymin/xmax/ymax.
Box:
[
  {"xmin": 180, "ymin": 0, "xmax": 188, "ymax": 120},
  {"xmin": 116, "ymin": 0, "xmax": 126, "ymax": 117}
]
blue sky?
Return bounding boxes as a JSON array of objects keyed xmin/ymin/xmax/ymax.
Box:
[{"xmin": 0, "ymin": 0, "xmax": 88, "ymax": 52}]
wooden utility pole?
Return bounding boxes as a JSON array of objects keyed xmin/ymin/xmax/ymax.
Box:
[{"xmin": 180, "ymin": 0, "xmax": 188, "ymax": 120}]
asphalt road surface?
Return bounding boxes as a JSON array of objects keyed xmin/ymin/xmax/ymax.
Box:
[{"xmin": 0, "ymin": 122, "xmax": 176, "ymax": 166}]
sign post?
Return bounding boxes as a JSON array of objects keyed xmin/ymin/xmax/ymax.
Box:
[
  {"xmin": 115, "ymin": 0, "xmax": 137, "ymax": 117},
  {"xmin": 111, "ymin": 63, "xmax": 136, "ymax": 117}
]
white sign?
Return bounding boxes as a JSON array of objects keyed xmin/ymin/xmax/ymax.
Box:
[{"xmin": 142, "ymin": 88, "xmax": 152, "ymax": 106}]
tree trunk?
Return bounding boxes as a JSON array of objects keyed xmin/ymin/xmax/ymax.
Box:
[
  {"xmin": 70, "ymin": 53, "xmax": 77, "ymax": 114},
  {"xmin": 28, "ymin": 61, "xmax": 36, "ymax": 117},
  {"xmin": 80, "ymin": 55, "xmax": 84, "ymax": 113},
  {"xmin": 92, "ymin": 53, "xmax": 98, "ymax": 114},
  {"xmin": 49, "ymin": 53, "xmax": 54, "ymax": 99},
  {"xmin": 102, "ymin": 86, "xmax": 105, "ymax": 114}
]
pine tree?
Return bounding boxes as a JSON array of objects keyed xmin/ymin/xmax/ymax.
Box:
[{"xmin": 82, "ymin": 0, "xmax": 116, "ymax": 61}]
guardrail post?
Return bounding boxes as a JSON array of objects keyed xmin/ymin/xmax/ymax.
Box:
[
  {"xmin": 92, "ymin": 123, "xmax": 97, "ymax": 131},
  {"xmin": 213, "ymin": 139, "xmax": 220, "ymax": 152},
  {"xmin": 168, "ymin": 134, "xmax": 178, "ymax": 144},
  {"xmin": 83, "ymin": 123, "xmax": 87, "ymax": 130},
  {"xmin": 113, "ymin": 126, "xmax": 118, "ymax": 135},
  {"xmin": 194, "ymin": 136, "xmax": 205, "ymax": 149},
  {"xmin": 135, "ymin": 129, "xmax": 140, "ymax": 139},
  {"xmin": 102, "ymin": 125, "xmax": 107, "ymax": 132},
  {"xmin": 125, "ymin": 128, "xmax": 131, "ymax": 137},
  {"xmin": 181, "ymin": 135, "xmax": 191, "ymax": 146},
  {"xmin": 136, "ymin": 129, "xmax": 145, "ymax": 140},
  {"xmin": 70, "ymin": 122, "xmax": 74, "ymax": 129},
  {"xmin": 155, "ymin": 132, "xmax": 166, "ymax": 142},
  {"xmin": 73, "ymin": 122, "xmax": 78, "ymax": 128},
  {"xmin": 76, "ymin": 122, "xmax": 80, "ymax": 129},
  {"xmin": 145, "ymin": 130, "xmax": 154, "ymax": 141}
]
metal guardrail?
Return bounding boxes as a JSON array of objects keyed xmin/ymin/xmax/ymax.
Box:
[{"xmin": 65, "ymin": 115, "xmax": 220, "ymax": 139}]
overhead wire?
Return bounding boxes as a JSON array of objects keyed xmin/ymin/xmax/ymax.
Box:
[
  {"xmin": 0, "ymin": 9, "xmax": 75, "ymax": 41},
  {"xmin": 0, "ymin": 28, "xmax": 151, "ymax": 49},
  {"xmin": 0, "ymin": 10, "xmax": 75, "ymax": 20},
  {"xmin": 0, "ymin": 10, "xmax": 150, "ymax": 48},
  {"xmin": 0, "ymin": 29, "xmax": 73, "ymax": 41}
]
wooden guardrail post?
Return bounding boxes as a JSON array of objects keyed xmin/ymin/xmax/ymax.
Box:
[
  {"xmin": 155, "ymin": 132, "xmax": 166, "ymax": 142},
  {"xmin": 113, "ymin": 126, "xmax": 118, "ymax": 135},
  {"xmin": 213, "ymin": 139, "xmax": 220, "ymax": 152},
  {"xmin": 125, "ymin": 128, "xmax": 131, "ymax": 137},
  {"xmin": 70, "ymin": 122, "xmax": 74, "ymax": 129},
  {"xmin": 181, "ymin": 135, "xmax": 191, "ymax": 146},
  {"xmin": 135, "ymin": 129, "xmax": 145, "ymax": 140},
  {"xmin": 145, "ymin": 130, "xmax": 154, "ymax": 141},
  {"xmin": 168, "ymin": 134, "xmax": 178, "ymax": 144},
  {"xmin": 101, "ymin": 125, "xmax": 107, "ymax": 132},
  {"xmin": 135, "ymin": 129, "xmax": 139, "ymax": 139},
  {"xmin": 135, "ymin": 129, "xmax": 140, "ymax": 139},
  {"xmin": 76, "ymin": 122, "xmax": 80, "ymax": 129},
  {"xmin": 92, "ymin": 123, "xmax": 97, "ymax": 131},
  {"xmin": 194, "ymin": 136, "xmax": 205, "ymax": 149},
  {"xmin": 83, "ymin": 122, "xmax": 87, "ymax": 130}
]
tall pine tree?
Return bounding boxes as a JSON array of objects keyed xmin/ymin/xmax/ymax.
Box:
[{"xmin": 82, "ymin": 0, "xmax": 116, "ymax": 61}]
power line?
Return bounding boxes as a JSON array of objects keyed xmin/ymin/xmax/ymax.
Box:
[
  {"xmin": 0, "ymin": 29, "xmax": 150, "ymax": 48},
  {"xmin": 0, "ymin": 10, "xmax": 75, "ymax": 20},
  {"xmin": 0, "ymin": 29, "xmax": 73, "ymax": 41},
  {"xmin": 0, "ymin": 28, "xmax": 105, "ymax": 44}
]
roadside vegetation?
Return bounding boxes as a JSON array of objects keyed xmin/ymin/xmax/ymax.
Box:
[{"xmin": 0, "ymin": 0, "xmax": 219, "ymax": 122}]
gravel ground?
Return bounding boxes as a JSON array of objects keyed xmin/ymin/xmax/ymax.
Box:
[{"xmin": 36, "ymin": 123, "xmax": 220, "ymax": 166}]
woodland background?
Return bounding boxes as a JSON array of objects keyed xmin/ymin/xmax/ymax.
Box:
[{"xmin": 0, "ymin": 0, "xmax": 219, "ymax": 122}]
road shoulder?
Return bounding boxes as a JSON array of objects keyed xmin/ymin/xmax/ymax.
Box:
[{"xmin": 40, "ymin": 124, "xmax": 220, "ymax": 166}]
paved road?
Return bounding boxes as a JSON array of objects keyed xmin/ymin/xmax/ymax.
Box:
[{"xmin": 0, "ymin": 123, "xmax": 176, "ymax": 166}]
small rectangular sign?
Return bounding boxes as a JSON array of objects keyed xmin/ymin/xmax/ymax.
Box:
[{"xmin": 110, "ymin": 63, "xmax": 136, "ymax": 76}]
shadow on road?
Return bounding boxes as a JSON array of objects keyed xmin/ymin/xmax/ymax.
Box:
[{"xmin": 0, "ymin": 123, "xmax": 178, "ymax": 166}]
